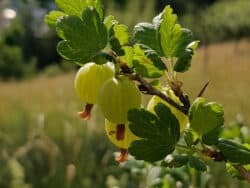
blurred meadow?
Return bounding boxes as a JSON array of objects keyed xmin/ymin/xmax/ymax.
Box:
[{"xmin": 0, "ymin": 0, "xmax": 250, "ymax": 187}]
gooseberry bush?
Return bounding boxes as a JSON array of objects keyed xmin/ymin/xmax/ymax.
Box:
[{"xmin": 45, "ymin": 0, "xmax": 250, "ymax": 184}]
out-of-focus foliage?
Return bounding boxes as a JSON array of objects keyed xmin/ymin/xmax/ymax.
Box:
[
  {"xmin": 0, "ymin": 115, "xmax": 142, "ymax": 188},
  {"xmin": 1, "ymin": 109, "xmax": 249, "ymax": 187},
  {"xmin": 0, "ymin": 0, "xmax": 60, "ymax": 80},
  {"xmin": 181, "ymin": 0, "xmax": 250, "ymax": 44},
  {"xmin": 0, "ymin": 43, "xmax": 36, "ymax": 80}
]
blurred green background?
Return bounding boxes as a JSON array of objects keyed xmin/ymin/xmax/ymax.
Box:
[{"xmin": 0, "ymin": 0, "xmax": 250, "ymax": 187}]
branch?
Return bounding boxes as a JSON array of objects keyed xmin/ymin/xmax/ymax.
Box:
[
  {"xmin": 202, "ymin": 148, "xmax": 250, "ymax": 183},
  {"xmin": 126, "ymin": 74, "xmax": 189, "ymax": 115},
  {"xmin": 106, "ymin": 50, "xmax": 189, "ymax": 115},
  {"xmin": 233, "ymin": 165, "xmax": 250, "ymax": 183}
]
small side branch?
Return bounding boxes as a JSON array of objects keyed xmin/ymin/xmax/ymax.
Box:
[
  {"xmin": 107, "ymin": 50, "xmax": 189, "ymax": 115},
  {"xmin": 203, "ymin": 148, "xmax": 250, "ymax": 183},
  {"xmin": 233, "ymin": 165, "xmax": 250, "ymax": 183},
  {"xmin": 126, "ymin": 74, "xmax": 189, "ymax": 115}
]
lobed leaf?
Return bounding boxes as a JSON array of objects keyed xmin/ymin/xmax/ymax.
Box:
[
  {"xmin": 129, "ymin": 139, "xmax": 175, "ymax": 162},
  {"xmin": 113, "ymin": 24, "xmax": 129, "ymax": 46},
  {"xmin": 133, "ymin": 23, "xmax": 163, "ymax": 56},
  {"xmin": 162, "ymin": 154, "xmax": 189, "ymax": 168},
  {"xmin": 160, "ymin": 7, "xmax": 193, "ymax": 58},
  {"xmin": 217, "ymin": 138, "xmax": 250, "ymax": 165},
  {"xmin": 189, "ymin": 98, "xmax": 224, "ymax": 135},
  {"xmin": 154, "ymin": 103, "xmax": 180, "ymax": 143},
  {"xmin": 202, "ymin": 126, "xmax": 222, "ymax": 145},
  {"xmin": 132, "ymin": 46, "xmax": 166, "ymax": 78},
  {"xmin": 128, "ymin": 103, "xmax": 180, "ymax": 162},
  {"xmin": 44, "ymin": 11, "xmax": 66, "ymax": 28},
  {"xmin": 184, "ymin": 128, "xmax": 199, "ymax": 147},
  {"xmin": 56, "ymin": 7, "xmax": 108, "ymax": 64},
  {"xmin": 188, "ymin": 156, "xmax": 207, "ymax": 171},
  {"xmin": 105, "ymin": 16, "xmax": 129, "ymax": 56},
  {"xmin": 55, "ymin": 0, "xmax": 103, "ymax": 19}
]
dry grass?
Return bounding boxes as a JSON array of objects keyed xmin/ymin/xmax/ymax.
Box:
[
  {"xmin": 180, "ymin": 39, "xmax": 250, "ymax": 124},
  {"xmin": 0, "ymin": 73, "xmax": 104, "ymax": 145},
  {"xmin": 0, "ymin": 39, "xmax": 250, "ymax": 127}
]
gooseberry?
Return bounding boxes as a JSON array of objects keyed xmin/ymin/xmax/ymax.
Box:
[
  {"xmin": 105, "ymin": 119, "xmax": 139, "ymax": 163},
  {"xmin": 98, "ymin": 76, "xmax": 141, "ymax": 124},
  {"xmin": 147, "ymin": 88, "xmax": 188, "ymax": 132},
  {"xmin": 74, "ymin": 62, "xmax": 115, "ymax": 119}
]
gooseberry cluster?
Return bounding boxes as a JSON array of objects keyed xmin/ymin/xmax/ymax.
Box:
[{"xmin": 74, "ymin": 61, "xmax": 189, "ymax": 162}]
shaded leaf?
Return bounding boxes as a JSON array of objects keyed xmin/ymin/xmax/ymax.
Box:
[
  {"xmin": 217, "ymin": 138, "xmax": 250, "ymax": 165},
  {"xmin": 202, "ymin": 126, "xmax": 222, "ymax": 145},
  {"xmin": 56, "ymin": 8, "xmax": 108, "ymax": 64},
  {"xmin": 188, "ymin": 156, "xmax": 207, "ymax": 171},
  {"xmin": 129, "ymin": 139, "xmax": 175, "ymax": 162},
  {"xmin": 134, "ymin": 23, "xmax": 163, "ymax": 55},
  {"xmin": 162, "ymin": 154, "xmax": 189, "ymax": 168},
  {"xmin": 128, "ymin": 103, "xmax": 180, "ymax": 162},
  {"xmin": 189, "ymin": 97, "xmax": 224, "ymax": 135},
  {"xmin": 132, "ymin": 46, "xmax": 165, "ymax": 78},
  {"xmin": 184, "ymin": 128, "xmax": 199, "ymax": 147},
  {"xmin": 128, "ymin": 109, "xmax": 160, "ymax": 139}
]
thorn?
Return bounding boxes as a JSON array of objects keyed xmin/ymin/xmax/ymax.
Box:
[{"xmin": 197, "ymin": 81, "xmax": 210, "ymax": 97}]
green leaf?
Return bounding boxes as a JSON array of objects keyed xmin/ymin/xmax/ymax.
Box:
[
  {"xmin": 202, "ymin": 126, "xmax": 222, "ymax": 145},
  {"xmin": 87, "ymin": 0, "xmax": 104, "ymax": 20},
  {"xmin": 134, "ymin": 23, "xmax": 163, "ymax": 56},
  {"xmin": 128, "ymin": 103, "xmax": 180, "ymax": 162},
  {"xmin": 174, "ymin": 40, "xmax": 199, "ymax": 72},
  {"xmin": 119, "ymin": 46, "xmax": 134, "ymax": 67},
  {"xmin": 149, "ymin": 80, "xmax": 160, "ymax": 88},
  {"xmin": 55, "ymin": 0, "xmax": 103, "ymax": 19},
  {"xmin": 145, "ymin": 50, "xmax": 167, "ymax": 71},
  {"xmin": 90, "ymin": 51, "xmax": 112, "ymax": 64},
  {"xmin": 129, "ymin": 139, "xmax": 174, "ymax": 162},
  {"xmin": 108, "ymin": 20, "xmax": 129, "ymax": 55},
  {"xmin": 162, "ymin": 154, "xmax": 189, "ymax": 168},
  {"xmin": 184, "ymin": 128, "xmax": 199, "ymax": 147},
  {"xmin": 152, "ymin": 12, "xmax": 163, "ymax": 29},
  {"xmin": 113, "ymin": 24, "xmax": 129, "ymax": 46},
  {"xmin": 154, "ymin": 103, "xmax": 180, "ymax": 143},
  {"xmin": 159, "ymin": 6, "xmax": 193, "ymax": 58},
  {"xmin": 132, "ymin": 46, "xmax": 165, "ymax": 78},
  {"xmin": 158, "ymin": 6, "xmax": 197, "ymax": 72},
  {"xmin": 56, "ymin": 7, "xmax": 108, "ymax": 64},
  {"xmin": 226, "ymin": 163, "xmax": 250, "ymax": 180},
  {"xmin": 189, "ymin": 97, "xmax": 224, "ymax": 135},
  {"xmin": 133, "ymin": 60, "xmax": 164, "ymax": 78},
  {"xmin": 159, "ymin": 6, "xmax": 179, "ymax": 57},
  {"xmin": 133, "ymin": 5, "xmax": 197, "ymax": 73},
  {"xmin": 128, "ymin": 109, "xmax": 160, "ymax": 139},
  {"xmin": 188, "ymin": 156, "xmax": 207, "ymax": 171},
  {"xmin": 174, "ymin": 48, "xmax": 193, "ymax": 72},
  {"xmin": 217, "ymin": 138, "xmax": 250, "ymax": 165},
  {"xmin": 55, "ymin": 0, "xmax": 87, "ymax": 17},
  {"xmin": 104, "ymin": 15, "xmax": 116, "ymax": 30},
  {"xmin": 45, "ymin": 11, "xmax": 66, "ymax": 28}
]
